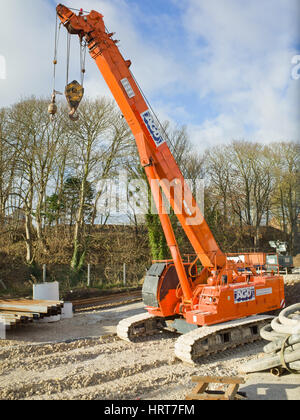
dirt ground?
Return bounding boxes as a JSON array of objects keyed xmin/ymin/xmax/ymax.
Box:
[{"xmin": 0, "ymin": 276, "xmax": 299, "ymax": 401}]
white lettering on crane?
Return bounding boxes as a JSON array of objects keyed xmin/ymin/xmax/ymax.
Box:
[{"xmin": 120, "ymin": 78, "xmax": 135, "ymax": 98}]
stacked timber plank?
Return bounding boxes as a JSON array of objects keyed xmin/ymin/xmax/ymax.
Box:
[{"xmin": 0, "ymin": 299, "xmax": 64, "ymax": 330}]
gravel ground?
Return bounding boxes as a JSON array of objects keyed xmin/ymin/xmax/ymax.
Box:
[
  {"xmin": 0, "ymin": 328, "xmax": 273, "ymax": 400},
  {"xmin": 0, "ymin": 275, "xmax": 299, "ymax": 401}
]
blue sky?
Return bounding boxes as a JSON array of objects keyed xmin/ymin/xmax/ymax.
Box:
[{"xmin": 0, "ymin": 0, "xmax": 299, "ymax": 147}]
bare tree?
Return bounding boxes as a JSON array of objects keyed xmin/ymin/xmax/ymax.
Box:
[
  {"xmin": 2, "ymin": 98, "xmax": 66, "ymax": 262},
  {"xmin": 68, "ymin": 98, "xmax": 131, "ymax": 271},
  {"xmin": 205, "ymin": 145, "xmax": 232, "ymax": 225},
  {"xmin": 0, "ymin": 108, "xmax": 19, "ymax": 225},
  {"xmin": 90, "ymin": 112, "xmax": 133, "ymax": 227},
  {"xmin": 270, "ymin": 142, "xmax": 300, "ymax": 253},
  {"xmin": 5, "ymin": 99, "xmax": 38, "ymax": 264},
  {"xmin": 206, "ymin": 141, "xmax": 276, "ymax": 248}
]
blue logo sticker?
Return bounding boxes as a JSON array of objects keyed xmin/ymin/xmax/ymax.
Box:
[
  {"xmin": 234, "ymin": 287, "xmax": 255, "ymax": 304},
  {"xmin": 141, "ymin": 110, "xmax": 165, "ymax": 147}
]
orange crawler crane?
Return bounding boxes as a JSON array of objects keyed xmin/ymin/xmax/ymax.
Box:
[{"xmin": 56, "ymin": 5, "xmax": 285, "ymax": 363}]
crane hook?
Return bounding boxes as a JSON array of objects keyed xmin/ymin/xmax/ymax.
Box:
[
  {"xmin": 65, "ymin": 80, "xmax": 84, "ymax": 121},
  {"xmin": 68, "ymin": 107, "xmax": 80, "ymax": 121},
  {"xmin": 48, "ymin": 90, "xmax": 62, "ymax": 121},
  {"xmin": 48, "ymin": 92, "xmax": 57, "ymax": 121}
]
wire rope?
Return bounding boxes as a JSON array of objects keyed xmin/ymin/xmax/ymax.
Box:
[
  {"xmin": 52, "ymin": 13, "xmax": 61, "ymax": 92},
  {"xmin": 66, "ymin": 31, "xmax": 71, "ymax": 85}
]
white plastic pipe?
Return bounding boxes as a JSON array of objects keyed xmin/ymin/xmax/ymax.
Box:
[
  {"xmin": 279, "ymin": 303, "xmax": 300, "ymax": 326},
  {"xmin": 271, "ymin": 316, "xmax": 300, "ymax": 335}
]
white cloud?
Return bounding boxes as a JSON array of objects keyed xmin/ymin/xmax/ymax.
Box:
[
  {"xmin": 178, "ymin": 0, "xmax": 300, "ymax": 144},
  {"xmin": 188, "ymin": 114, "xmax": 246, "ymax": 148},
  {"xmin": 0, "ymin": 0, "xmax": 55, "ymax": 106}
]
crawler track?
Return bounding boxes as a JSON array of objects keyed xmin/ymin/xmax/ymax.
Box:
[
  {"xmin": 117, "ymin": 313, "xmax": 274, "ymax": 364},
  {"xmin": 117, "ymin": 313, "xmax": 166, "ymax": 342},
  {"xmin": 175, "ymin": 315, "xmax": 274, "ymax": 364}
]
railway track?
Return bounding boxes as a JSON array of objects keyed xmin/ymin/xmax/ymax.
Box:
[{"xmin": 70, "ymin": 289, "xmax": 142, "ymax": 312}]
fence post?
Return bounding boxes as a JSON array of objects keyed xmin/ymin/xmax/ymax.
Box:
[
  {"xmin": 87, "ymin": 264, "xmax": 91, "ymax": 287},
  {"xmin": 0, "ymin": 317, "xmax": 5, "ymax": 339},
  {"xmin": 43, "ymin": 264, "xmax": 47, "ymax": 283},
  {"xmin": 123, "ymin": 263, "xmax": 126, "ymax": 287}
]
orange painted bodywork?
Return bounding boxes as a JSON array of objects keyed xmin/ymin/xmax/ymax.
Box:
[
  {"xmin": 57, "ymin": 5, "xmax": 285, "ymax": 325},
  {"xmin": 186, "ymin": 275, "xmax": 285, "ymax": 326},
  {"xmin": 145, "ymin": 260, "xmax": 284, "ymax": 326}
]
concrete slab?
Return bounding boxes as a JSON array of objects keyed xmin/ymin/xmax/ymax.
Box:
[{"xmin": 240, "ymin": 372, "xmax": 300, "ymax": 400}]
